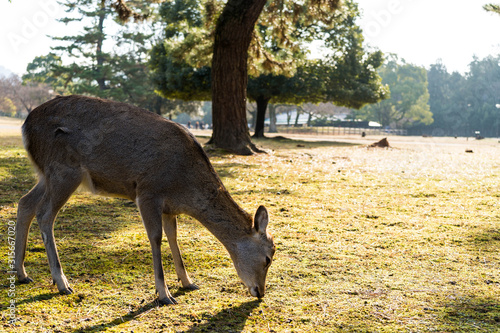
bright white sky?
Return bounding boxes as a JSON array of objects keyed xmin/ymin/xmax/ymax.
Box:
[
  {"xmin": 355, "ymin": 0, "xmax": 500, "ymax": 73},
  {"xmin": 1, "ymin": 0, "xmax": 500, "ymax": 76}
]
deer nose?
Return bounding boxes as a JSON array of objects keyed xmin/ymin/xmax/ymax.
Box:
[{"xmin": 250, "ymin": 286, "xmax": 264, "ymax": 298}]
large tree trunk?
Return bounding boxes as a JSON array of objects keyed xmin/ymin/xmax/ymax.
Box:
[
  {"xmin": 253, "ymin": 96, "xmax": 271, "ymax": 138},
  {"xmin": 210, "ymin": 0, "xmax": 266, "ymax": 155}
]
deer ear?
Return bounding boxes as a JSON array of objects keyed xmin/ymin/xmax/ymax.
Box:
[
  {"xmin": 254, "ymin": 206, "xmax": 269, "ymax": 233},
  {"xmin": 54, "ymin": 127, "xmax": 72, "ymax": 137}
]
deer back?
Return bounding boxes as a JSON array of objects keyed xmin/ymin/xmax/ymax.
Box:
[{"xmin": 23, "ymin": 95, "xmax": 231, "ymax": 216}]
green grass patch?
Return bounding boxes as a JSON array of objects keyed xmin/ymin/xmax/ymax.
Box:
[{"xmin": 1, "ymin": 135, "xmax": 499, "ymax": 332}]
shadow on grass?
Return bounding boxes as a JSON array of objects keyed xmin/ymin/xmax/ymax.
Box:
[
  {"xmin": 73, "ymin": 300, "xmax": 159, "ymax": 333},
  {"xmin": 72, "ymin": 299, "xmax": 261, "ymax": 333},
  {"xmin": 53, "ymin": 198, "xmax": 139, "ymax": 236},
  {"xmin": 213, "ymin": 162, "xmax": 259, "ymax": 179},
  {"xmin": 437, "ymin": 294, "xmax": 500, "ymax": 331},
  {"xmin": 13, "ymin": 292, "xmax": 60, "ymax": 307},
  {"xmin": 181, "ymin": 299, "xmax": 261, "ymax": 333},
  {"xmin": 468, "ymin": 227, "xmax": 500, "ymax": 248}
]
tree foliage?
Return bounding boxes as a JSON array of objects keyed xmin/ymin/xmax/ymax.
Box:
[
  {"xmin": 150, "ymin": 0, "xmax": 362, "ymax": 97},
  {"xmin": 22, "ymin": 53, "xmax": 70, "ymax": 94},
  {"xmin": 484, "ymin": 3, "xmax": 500, "ymax": 15},
  {"xmin": 0, "ymin": 97, "xmax": 17, "ymax": 117},
  {"xmin": 151, "ymin": 0, "xmax": 342, "ymax": 82},
  {"xmin": 47, "ymin": 0, "xmax": 155, "ymax": 103},
  {"xmin": 415, "ymin": 55, "xmax": 500, "ymax": 137},
  {"xmin": 358, "ymin": 55, "xmax": 432, "ymax": 128},
  {"xmin": 464, "ymin": 56, "xmax": 500, "ymax": 135},
  {"xmin": 422, "ymin": 61, "xmax": 468, "ymax": 136}
]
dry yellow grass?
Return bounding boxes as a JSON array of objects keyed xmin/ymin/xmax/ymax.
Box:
[{"xmin": 1, "ymin": 133, "xmax": 499, "ymax": 332}]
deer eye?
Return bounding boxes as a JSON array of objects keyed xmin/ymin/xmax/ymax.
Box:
[{"xmin": 265, "ymin": 256, "xmax": 272, "ymax": 267}]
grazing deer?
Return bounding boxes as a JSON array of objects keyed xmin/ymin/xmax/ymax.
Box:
[{"xmin": 15, "ymin": 95, "xmax": 275, "ymax": 305}]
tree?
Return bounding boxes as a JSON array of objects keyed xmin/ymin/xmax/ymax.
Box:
[
  {"xmin": 484, "ymin": 3, "xmax": 500, "ymax": 15},
  {"xmin": 465, "ymin": 55, "xmax": 500, "ymax": 136},
  {"xmin": 151, "ymin": 0, "xmax": 342, "ymax": 154},
  {"xmin": 150, "ymin": 0, "xmax": 269, "ymax": 153},
  {"xmin": 0, "ymin": 74, "xmax": 53, "ymax": 116},
  {"xmin": 247, "ymin": 0, "xmax": 388, "ymax": 138},
  {"xmin": 22, "ymin": 53, "xmax": 70, "ymax": 94},
  {"xmin": 210, "ymin": 0, "xmax": 270, "ymax": 153},
  {"xmin": 358, "ymin": 56, "xmax": 432, "ymax": 128},
  {"xmin": 416, "ymin": 56, "xmax": 500, "ymax": 138},
  {"xmin": 49, "ymin": 0, "xmax": 153, "ymax": 101},
  {"xmin": 0, "ymin": 97, "xmax": 17, "ymax": 117},
  {"xmin": 422, "ymin": 61, "xmax": 468, "ymax": 136},
  {"xmin": 247, "ymin": 73, "xmax": 289, "ymax": 137}
]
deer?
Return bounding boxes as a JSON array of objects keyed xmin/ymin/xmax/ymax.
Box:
[{"xmin": 15, "ymin": 95, "xmax": 275, "ymax": 305}]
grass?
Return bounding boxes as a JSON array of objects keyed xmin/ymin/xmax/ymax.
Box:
[{"xmin": 1, "ymin": 131, "xmax": 499, "ymax": 332}]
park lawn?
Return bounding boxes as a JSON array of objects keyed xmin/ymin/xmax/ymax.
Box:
[{"xmin": 0, "ymin": 133, "xmax": 499, "ymax": 332}]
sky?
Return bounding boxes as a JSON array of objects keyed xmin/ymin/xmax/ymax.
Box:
[
  {"xmin": 1, "ymin": 0, "xmax": 500, "ymax": 77},
  {"xmin": 355, "ymin": 0, "xmax": 500, "ymax": 73}
]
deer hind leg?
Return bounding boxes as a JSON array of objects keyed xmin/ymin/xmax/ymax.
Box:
[
  {"xmin": 137, "ymin": 198, "xmax": 177, "ymax": 305},
  {"xmin": 15, "ymin": 181, "xmax": 46, "ymax": 283},
  {"xmin": 162, "ymin": 214, "xmax": 198, "ymax": 290},
  {"xmin": 36, "ymin": 168, "xmax": 82, "ymax": 294}
]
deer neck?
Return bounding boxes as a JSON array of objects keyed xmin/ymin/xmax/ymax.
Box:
[{"xmin": 192, "ymin": 191, "xmax": 253, "ymax": 250}]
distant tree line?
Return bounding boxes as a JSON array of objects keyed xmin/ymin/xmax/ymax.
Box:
[
  {"xmin": 345, "ymin": 54, "xmax": 500, "ymax": 138},
  {"xmin": 414, "ymin": 55, "xmax": 500, "ymax": 137},
  {"xmin": 355, "ymin": 55, "xmax": 432, "ymax": 129},
  {"xmin": 362, "ymin": 3, "xmax": 500, "ymax": 137}
]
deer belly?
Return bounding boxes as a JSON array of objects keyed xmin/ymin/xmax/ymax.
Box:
[{"xmin": 80, "ymin": 168, "xmax": 137, "ymax": 200}]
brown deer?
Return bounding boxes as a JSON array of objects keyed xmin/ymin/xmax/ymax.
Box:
[{"xmin": 15, "ymin": 95, "xmax": 275, "ymax": 305}]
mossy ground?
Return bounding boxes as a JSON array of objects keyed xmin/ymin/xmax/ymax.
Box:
[{"xmin": 0, "ymin": 131, "xmax": 499, "ymax": 332}]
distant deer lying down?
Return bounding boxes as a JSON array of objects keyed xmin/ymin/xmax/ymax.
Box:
[{"xmin": 15, "ymin": 95, "xmax": 275, "ymax": 305}]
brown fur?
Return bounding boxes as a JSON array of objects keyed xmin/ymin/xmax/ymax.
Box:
[{"xmin": 15, "ymin": 95, "xmax": 275, "ymax": 304}]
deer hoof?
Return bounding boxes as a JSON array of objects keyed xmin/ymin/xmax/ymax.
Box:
[
  {"xmin": 158, "ymin": 296, "xmax": 178, "ymax": 306},
  {"xmin": 183, "ymin": 283, "xmax": 200, "ymax": 291},
  {"xmin": 58, "ymin": 287, "xmax": 74, "ymax": 295},
  {"xmin": 19, "ymin": 277, "xmax": 34, "ymax": 284}
]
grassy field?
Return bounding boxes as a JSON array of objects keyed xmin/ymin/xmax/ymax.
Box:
[{"xmin": 0, "ymin": 129, "xmax": 499, "ymax": 332}]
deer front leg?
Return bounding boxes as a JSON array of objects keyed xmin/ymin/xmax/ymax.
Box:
[
  {"xmin": 162, "ymin": 214, "xmax": 199, "ymax": 290},
  {"xmin": 138, "ymin": 198, "xmax": 177, "ymax": 305}
]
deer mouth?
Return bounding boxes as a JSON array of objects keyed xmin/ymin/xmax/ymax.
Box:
[{"xmin": 250, "ymin": 286, "xmax": 264, "ymax": 298}]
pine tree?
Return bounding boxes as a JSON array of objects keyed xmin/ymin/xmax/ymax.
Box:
[{"xmin": 45, "ymin": 1, "xmax": 154, "ymax": 106}]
